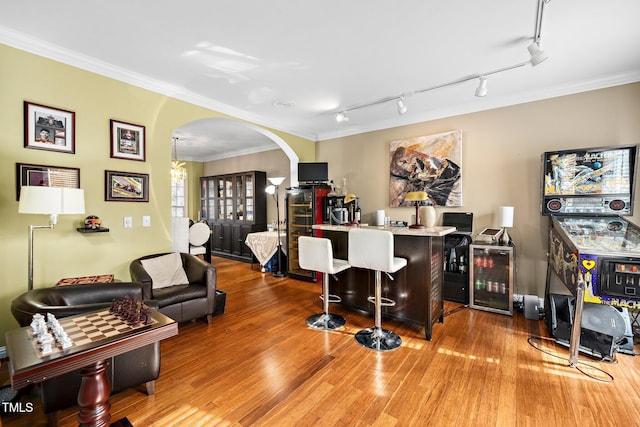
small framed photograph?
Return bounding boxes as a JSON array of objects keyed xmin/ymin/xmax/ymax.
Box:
[
  {"xmin": 105, "ymin": 170, "xmax": 149, "ymax": 202},
  {"xmin": 24, "ymin": 101, "xmax": 75, "ymax": 154},
  {"xmin": 110, "ymin": 119, "xmax": 145, "ymax": 161},
  {"xmin": 16, "ymin": 163, "xmax": 80, "ymax": 201}
]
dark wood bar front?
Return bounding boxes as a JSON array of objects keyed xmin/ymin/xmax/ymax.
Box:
[{"xmin": 313, "ymin": 225, "xmax": 455, "ymax": 340}]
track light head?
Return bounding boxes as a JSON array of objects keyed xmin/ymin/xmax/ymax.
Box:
[
  {"xmin": 335, "ymin": 111, "xmax": 349, "ymax": 123},
  {"xmin": 396, "ymin": 98, "xmax": 408, "ymax": 115},
  {"xmin": 528, "ymin": 41, "xmax": 548, "ymax": 66},
  {"xmin": 475, "ymin": 77, "xmax": 488, "ymax": 97}
]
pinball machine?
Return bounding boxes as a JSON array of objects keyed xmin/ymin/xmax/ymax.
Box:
[{"xmin": 542, "ymin": 144, "xmax": 639, "ymax": 362}]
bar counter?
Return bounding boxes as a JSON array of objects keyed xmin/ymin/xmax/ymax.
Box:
[{"xmin": 312, "ymin": 224, "xmax": 456, "ymax": 340}]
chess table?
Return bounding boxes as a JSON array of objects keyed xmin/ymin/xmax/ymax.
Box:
[{"xmin": 5, "ymin": 307, "xmax": 177, "ymax": 427}]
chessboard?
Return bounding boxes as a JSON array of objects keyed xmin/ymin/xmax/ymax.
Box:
[
  {"xmin": 28, "ymin": 309, "xmax": 156, "ymax": 359},
  {"xmin": 56, "ymin": 274, "xmax": 115, "ymax": 286}
]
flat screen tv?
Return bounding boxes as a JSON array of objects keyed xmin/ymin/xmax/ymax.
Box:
[
  {"xmin": 541, "ymin": 144, "xmax": 638, "ymax": 216},
  {"xmin": 298, "ymin": 162, "xmax": 328, "ymax": 183}
]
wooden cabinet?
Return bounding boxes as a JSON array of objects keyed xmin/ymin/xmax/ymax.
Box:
[{"xmin": 201, "ymin": 171, "xmax": 267, "ymax": 262}]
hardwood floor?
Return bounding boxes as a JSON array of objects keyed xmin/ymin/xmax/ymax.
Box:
[{"xmin": 3, "ymin": 256, "xmax": 640, "ymax": 426}]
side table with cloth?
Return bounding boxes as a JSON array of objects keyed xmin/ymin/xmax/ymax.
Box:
[{"xmin": 245, "ymin": 231, "xmax": 287, "ymax": 272}]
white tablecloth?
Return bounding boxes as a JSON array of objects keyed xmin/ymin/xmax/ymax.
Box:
[{"xmin": 245, "ymin": 231, "xmax": 286, "ymax": 266}]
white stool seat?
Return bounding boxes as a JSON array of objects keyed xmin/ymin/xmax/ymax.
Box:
[
  {"xmin": 189, "ymin": 222, "xmax": 211, "ymax": 257},
  {"xmin": 348, "ymin": 228, "xmax": 407, "ymax": 273},
  {"xmin": 298, "ymin": 236, "xmax": 350, "ymax": 330},
  {"xmin": 348, "ymin": 228, "xmax": 406, "ymax": 351}
]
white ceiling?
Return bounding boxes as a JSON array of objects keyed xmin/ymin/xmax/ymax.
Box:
[{"xmin": 2, "ymin": 0, "xmax": 640, "ymax": 161}]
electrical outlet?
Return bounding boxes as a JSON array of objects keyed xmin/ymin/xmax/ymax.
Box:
[
  {"xmin": 142, "ymin": 216, "xmax": 151, "ymax": 227},
  {"xmin": 123, "ymin": 216, "xmax": 133, "ymax": 229}
]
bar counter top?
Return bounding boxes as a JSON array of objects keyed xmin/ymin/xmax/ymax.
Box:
[{"xmin": 312, "ymin": 223, "xmax": 456, "ymax": 237}]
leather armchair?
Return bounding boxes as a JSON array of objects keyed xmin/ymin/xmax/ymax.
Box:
[
  {"xmin": 10, "ymin": 282, "xmax": 160, "ymax": 427},
  {"xmin": 130, "ymin": 252, "xmax": 217, "ymax": 324}
]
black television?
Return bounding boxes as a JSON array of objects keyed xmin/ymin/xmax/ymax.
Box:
[{"xmin": 298, "ymin": 162, "xmax": 328, "ymax": 183}]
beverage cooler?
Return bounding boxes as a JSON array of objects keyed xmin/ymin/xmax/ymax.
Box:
[
  {"xmin": 469, "ymin": 243, "xmax": 514, "ymax": 315},
  {"xmin": 285, "ymin": 185, "xmax": 331, "ymax": 281}
]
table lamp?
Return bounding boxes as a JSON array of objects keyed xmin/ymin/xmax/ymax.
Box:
[
  {"xmin": 497, "ymin": 206, "xmax": 514, "ymax": 245},
  {"xmin": 405, "ymin": 191, "xmax": 428, "ymax": 229},
  {"xmin": 19, "ymin": 186, "xmax": 85, "ymax": 290},
  {"xmin": 265, "ymin": 177, "xmax": 286, "ymax": 278}
]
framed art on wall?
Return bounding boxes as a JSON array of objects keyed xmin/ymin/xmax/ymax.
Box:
[
  {"xmin": 110, "ymin": 119, "xmax": 145, "ymax": 161},
  {"xmin": 389, "ymin": 130, "xmax": 463, "ymax": 207},
  {"xmin": 24, "ymin": 101, "xmax": 75, "ymax": 154},
  {"xmin": 16, "ymin": 163, "xmax": 80, "ymax": 201},
  {"xmin": 105, "ymin": 170, "xmax": 149, "ymax": 202}
]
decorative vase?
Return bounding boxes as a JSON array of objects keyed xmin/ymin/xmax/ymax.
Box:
[{"xmin": 419, "ymin": 205, "xmax": 437, "ymax": 228}]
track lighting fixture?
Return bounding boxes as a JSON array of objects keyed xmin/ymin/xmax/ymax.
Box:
[
  {"xmin": 528, "ymin": 42, "xmax": 547, "ymax": 66},
  {"xmin": 396, "ymin": 98, "xmax": 408, "ymax": 115},
  {"xmin": 475, "ymin": 77, "xmax": 488, "ymax": 97},
  {"xmin": 334, "ymin": 0, "xmax": 551, "ymax": 124},
  {"xmin": 529, "ymin": 0, "xmax": 550, "ymax": 66},
  {"xmin": 335, "ymin": 111, "xmax": 349, "ymax": 123}
]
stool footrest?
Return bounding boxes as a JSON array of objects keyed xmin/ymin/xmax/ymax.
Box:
[
  {"xmin": 320, "ymin": 294, "xmax": 342, "ymax": 304},
  {"xmin": 367, "ymin": 296, "xmax": 396, "ymax": 307}
]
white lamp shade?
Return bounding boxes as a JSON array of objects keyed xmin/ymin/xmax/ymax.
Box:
[
  {"xmin": 268, "ymin": 176, "xmax": 285, "ymax": 186},
  {"xmin": 19, "ymin": 186, "xmax": 85, "ymax": 215},
  {"xmin": 497, "ymin": 206, "xmax": 514, "ymax": 228}
]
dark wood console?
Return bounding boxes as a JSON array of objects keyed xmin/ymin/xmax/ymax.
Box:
[{"xmin": 313, "ymin": 225, "xmax": 455, "ymax": 340}]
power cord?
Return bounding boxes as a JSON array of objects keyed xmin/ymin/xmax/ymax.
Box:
[{"xmin": 527, "ymin": 335, "xmax": 614, "ymax": 382}]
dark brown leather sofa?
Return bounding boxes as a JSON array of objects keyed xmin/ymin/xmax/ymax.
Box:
[
  {"xmin": 10, "ymin": 282, "xmax": 160, "ymax": 427},
  {"xmin": 129, "ymin": 252, "xmax": 217, "ymax": 324}
]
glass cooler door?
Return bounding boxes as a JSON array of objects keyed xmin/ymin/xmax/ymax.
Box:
[
  {"xmin": 286, "ymin": 188, "xmax": 315, "ymax": 280},
  {"xmin": 469, "ymin": 243, "xmax": 514, "ymax": 315}
]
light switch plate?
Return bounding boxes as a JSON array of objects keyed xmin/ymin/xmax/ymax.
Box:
[
  {"xmin": 123, "ymin": 216, "xmax": 133, "ymax": 229},
  {"xmin": 142, "ymin": 216, "xmax": 151, "ymax": 227}
]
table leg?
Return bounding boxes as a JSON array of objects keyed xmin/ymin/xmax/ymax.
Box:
[{"xmin": 77, "ymin": 359, "xmax": 111, "ymax": 427}]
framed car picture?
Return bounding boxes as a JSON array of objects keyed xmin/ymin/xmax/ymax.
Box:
[
  {"xmin": 105, "ymin": 170, "xmax": 149, "ymax": 202},
  {"xmin": 24, "ymin": 101, "xmax": 75, "ymax": 154},
  {"xmin": 110, "ymin": 119, "xmax": 146, "ymax": 161}
]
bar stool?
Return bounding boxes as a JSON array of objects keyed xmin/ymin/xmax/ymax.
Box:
[
  {"xmin": 348, "ymin": 228, "xmax": 407, "ymax": 351},
  {"xmin": 298, "ymin": 236, "xmax": 350, "ymax": 330}
]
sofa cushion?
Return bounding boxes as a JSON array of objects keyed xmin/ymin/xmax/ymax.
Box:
[
  {"xmin": 152, "ymin": 284, "xmax": 207, "ymax": 307},
  {"xmin": 140, "ymin": 252, "xmax": 189, "ymax": 289}
]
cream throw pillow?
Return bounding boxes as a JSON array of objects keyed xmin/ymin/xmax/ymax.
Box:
[{"xmin": 141, "ymin": 252, "xmax": 189, "ymax": 289}]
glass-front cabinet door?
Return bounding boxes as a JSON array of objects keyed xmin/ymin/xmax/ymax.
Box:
[
  {"xmin": 235, "ymin": 175, "xmax": 245, "ymax": 221},
  {"xmin": 469, "ymin": 243, "xmax": 514, "ymax": 315},
  {"xmin": 224, "ymin": 176, "xmax": 233, "ymax": 221},
  {"xmin": 245, "ymin": 174, "xmax": 254, "ymax": 221},
  {"xmin": 216, "ymin": 177, "xmax": 225, "ymax": 221}
]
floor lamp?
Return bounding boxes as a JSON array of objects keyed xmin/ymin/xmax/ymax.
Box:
[
  {"xmin": 18, "ymin": 186, "xmax": 85, "ymax": 290},
  {"xmin": 265, "ymin": 177, "xmax": 286, "ymax": 278}
]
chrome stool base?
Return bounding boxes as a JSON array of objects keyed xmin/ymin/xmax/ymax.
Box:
[
  {"xmin": 306, "ymin": 313, "xmax": 346, "ymax": 330},
  {"xmin": 355, "ymin": 327, "xmax": 402, "ymax": 351}
]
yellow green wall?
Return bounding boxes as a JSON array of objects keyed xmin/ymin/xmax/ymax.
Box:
[{"xmin": 0, "ymin": 44, "xmax": 314, "ymax": 344}]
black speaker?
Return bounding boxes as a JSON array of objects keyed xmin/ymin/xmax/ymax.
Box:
[
  {"xmin": 545, "ymin": 293, "xmax": 574, "ymax": 342},
  {"xmin": 546, "ymin": 293, "xmax": 632, "ymax": 359}
]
